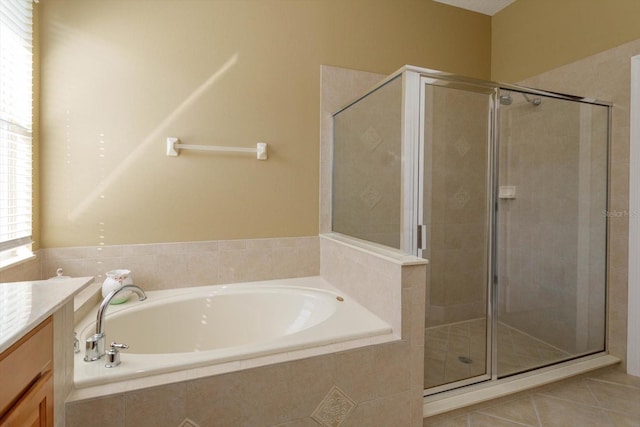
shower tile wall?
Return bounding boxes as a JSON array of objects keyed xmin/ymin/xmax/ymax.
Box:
[
  {"xmin": 332, "ymin": 77, "xmax": 403, "ymax": 249},
  {"xmin": 517, "ymin": 39, "xmax": 639, "ymax": 365},
  {"xmin": 319, "ymin": 66, "xmax": 385, "ymax": 235},
  {"xmin": 498, "ymin": 98, "xmax": 592, "ymax": 351}
]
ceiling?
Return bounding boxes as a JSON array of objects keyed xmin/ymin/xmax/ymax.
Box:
[{"xmin": 432, "ymin": 0, "xmax": 517, "ymax": 16}]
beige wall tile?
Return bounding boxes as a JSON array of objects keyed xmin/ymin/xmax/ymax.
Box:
[
  {"xmin": 374, "ymin": 341, "xmax": 411, "ymax": 398},
  {"xmin": 186, "ymin": 372, "xmax": 246, "ymax": 426},
  {"xmin": 53, "ymin": 301, "xmax": 74, "ymax": 427},
  {"xmin": 0, "ymin": 252, "xmax": 41, "ymax": 283},
  {"xmin": 240, "ymin": 363, "xmax": 294, "ymax": 426},
  {"xmin": 37, "ymin": 236, "xmax": 319, "ymax": 291},
  {"xmin": 66, "ymin": 395, "xmax": 125, "ymax": 427},
  {"xmin": 333, "ymin": 347, "xmax": 377, "ymax": 403},
  {"xmin": 124, "ymin": 383, "xmax": 186, "ymax": 427},
  {"xmin": 358, "ymin": 391, "xmax": 412, "ymax": 427},
  {"xmin": 287, "ymin": 356, "xmax": 337, "ymax": 421},
  {"xmin": 319, "ymin": 236, "xmax": 403, "ymax": 333}
]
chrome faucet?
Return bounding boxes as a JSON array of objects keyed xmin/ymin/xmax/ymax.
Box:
[{"xmin": 84, "ymin": 285, "xmax": 146, "ymax": 362}]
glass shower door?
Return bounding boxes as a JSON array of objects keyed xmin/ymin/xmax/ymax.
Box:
[
  {"xmin": 495, "ymin": 90, "xmax": 609, "ymax": 377},
  {"xmin": 421, "ymin": 81, "xmax": 493, "ymax": 392}
]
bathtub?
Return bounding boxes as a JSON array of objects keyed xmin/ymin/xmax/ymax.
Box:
[{"xmin": 74, "ymin": 276, "xmax": 392, "ymax": 388}]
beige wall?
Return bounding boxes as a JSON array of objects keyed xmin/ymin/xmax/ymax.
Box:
[
  {"xmin": 38, "ymin": 0, "xmax": 490, "ymax": 249},
  {"xmin": 492, "ymin": 0, "xmax": 640, "ymax": 82}
]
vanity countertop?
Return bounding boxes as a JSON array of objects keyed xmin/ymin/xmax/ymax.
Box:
[{"xmin": 0, "ymin": 277, "xmax": 94, "ymax": 353}]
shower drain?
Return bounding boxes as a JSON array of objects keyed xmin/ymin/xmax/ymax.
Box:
[{"xmin": 458, "ymin": 356, "xmax": 473, "ymax": 364}]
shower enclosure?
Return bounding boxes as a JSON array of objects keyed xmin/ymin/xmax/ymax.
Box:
[{"xmin": 332, "ymin": 66, "xmax": 610, "ymax": 395}]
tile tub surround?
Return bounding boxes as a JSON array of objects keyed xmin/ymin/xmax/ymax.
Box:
[
  {"xmin": 38, "ymin": 236, "xmax": 319, "ymax": 291},
  {"xmin": 66, "ymin": 237, "xmax": 428, "ymax": 426},
  {"xmin": 0, "ymin": 251, "xmax": 42, "ymax": 283}
]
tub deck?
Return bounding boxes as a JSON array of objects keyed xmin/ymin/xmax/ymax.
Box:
[{"xmin": 72, "ymin": 276, "xmax": 394, "ymax": 392}]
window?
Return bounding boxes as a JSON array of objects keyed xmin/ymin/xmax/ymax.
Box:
[{"xmin": 0, "ymin": 0, "xmax": 34, "ymax": 268}]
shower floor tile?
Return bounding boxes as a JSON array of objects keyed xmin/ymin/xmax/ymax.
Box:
[
  {"xmin": 424, "ymin": 318, "xmax": 488, "ymax": 389},
  {"xmin": 424, "ymin": 319, "xmax": 571, "ymax": 390}
]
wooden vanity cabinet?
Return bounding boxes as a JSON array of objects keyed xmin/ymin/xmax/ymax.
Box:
[{"xmin": 0, "ymin": 317, "xmax": 54, "ymax": 427}]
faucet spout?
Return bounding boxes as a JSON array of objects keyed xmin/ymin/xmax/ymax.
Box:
[
  {"xmin": 84, "ymin": 284, "xmax": 146, "ymax": 362},
  {"xmin": 95, "ymin": 285, "xmax": 146, "ymax": 336}
]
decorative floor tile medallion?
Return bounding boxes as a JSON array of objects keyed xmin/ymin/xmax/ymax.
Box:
[{"xmin": 311, "ymin": 386, "xmax": 356, "ymax": 427}]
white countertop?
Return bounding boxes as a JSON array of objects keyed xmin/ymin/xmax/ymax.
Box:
[{"xmin": 0, "ymin": 277, "xmax": 94, "ymax": 353}]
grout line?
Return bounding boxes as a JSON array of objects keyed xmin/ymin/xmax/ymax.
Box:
[
  {"xmin": 532, "ymin": 390, "xmax": 624, "ymax": 416},
  {"xmin": 583, "ymin": 378, "xmax": 602, "ymax": 408},
  {"xmin": 424, "ymin": 355, "xmax": 620, "ymax": 417},
  {"xmin": 474, "ymin": 411, "xmax": 538, "ymax": 427},
  {"xmin": 534, "ymin": 390, "xmax": 640, "ymax": 421},
  {"xmin": 498, "ymin": 321, "xmax": 571, "ymax": 356},
  {"xmin": 529, "ymin": 394, "xmax": 543, "ymax": 427},
  {"xmin": 585, "ymin": 376, "xmax": 640, "ymax": 390}
]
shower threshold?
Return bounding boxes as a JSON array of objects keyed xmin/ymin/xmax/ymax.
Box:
[{"xmin": 422, "ymin": 353, "xmax": 619, "ymax": 418}]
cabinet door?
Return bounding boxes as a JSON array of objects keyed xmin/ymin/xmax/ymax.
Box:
[{"xmin": 0, "ymin": 371, "xmax": 53, "ymax": 427}]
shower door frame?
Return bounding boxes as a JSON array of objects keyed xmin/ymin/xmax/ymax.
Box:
[
  {"xmin": 416, "ymin": 75, "xmax": 498, "ymax": 395},
  {"xmin": 328, "ymin": 64, "xmax": 612, "ymax": 398},
  {"xmin": 407, "ymin": 66, "xmax": 614, "ymax": 397}
]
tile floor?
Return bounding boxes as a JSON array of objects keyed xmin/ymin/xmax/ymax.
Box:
[
  {"xmin": 423, "ymin": 366, "xmax": 640, "ymax": 426},
  {"xmin": 425, "ymin": 319, "xmax": 571, "ymax": 389}
]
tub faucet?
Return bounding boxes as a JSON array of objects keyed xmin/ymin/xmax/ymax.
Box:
[{"xmin": 84, "ymin": 285, "xmax": 147, "ymax": 362}]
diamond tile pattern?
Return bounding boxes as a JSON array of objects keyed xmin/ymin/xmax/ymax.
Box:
[
  {"xmin": 360, "ymin": 126, "xmax": 383, "ymax": 151},
  {"xmin": 311, "ymin": 386, "xmax": 356, "ymax": 427},
  {"xmin": 359, "ymin": 184, "xmax": 382, "ymax": 209}
]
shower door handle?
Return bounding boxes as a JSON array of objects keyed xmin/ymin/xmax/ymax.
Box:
[{"xmin": 417, "ymin": 224, "xmax": 428, "ymax": 251}]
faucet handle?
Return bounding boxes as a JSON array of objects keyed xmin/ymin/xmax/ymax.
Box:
[
  {"xmin": 105, "ymin": 341, "xmax": 129, "ymax": 368},
  {"xmin": 84, "ymin": 333, "xmax": 105, "ymax": 362},
  {"xmin": 110, "ymin": 342, "xmax": 129, "ymax": 350}
]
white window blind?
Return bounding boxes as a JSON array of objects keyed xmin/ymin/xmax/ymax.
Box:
[{"xmin": 0, "ymin": 0, "xmax": 34, "ymax": 266}]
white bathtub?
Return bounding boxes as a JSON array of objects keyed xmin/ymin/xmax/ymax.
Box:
[{"xmin": 74, "ymin": 276, "xmax": 392, "ymax": 388}]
